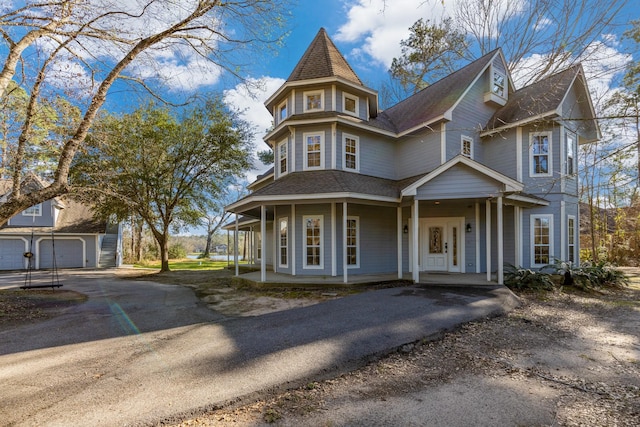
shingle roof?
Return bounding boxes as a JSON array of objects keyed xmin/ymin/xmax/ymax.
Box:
[
  {"xmin": 486, "ymin": 65, "xmax": 581, "ymax": 130},
  {"xmin": 372, "ymin": 49, "xmax": 501, "ymax": 134},
  {"xmin": 287, "ymin": 28, "xmax": 363, "ymax": 85},
  {"xmin": 247, "ymin": 170, "xmax": 425, "ymax": 200}
]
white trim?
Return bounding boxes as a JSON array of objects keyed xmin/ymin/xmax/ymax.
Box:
[
  {"xmin": 291, "ymin": 89, "xmax": 296, "ymax": 116},
  {"xmin": 332, "ymin": 85, "xmax": 336, "ymax": 111},
  {"xmin": 514, "ymin": 206, "xmax": 521, "ymax": 266},
  {"xmin": 480, "ymin": 111, "xmax": 557, "ymax": 137},
  {"xmin": 273, "ymin": 206, "xmax": 278, "ymax": 273},
  {"xmin": 343, "ymin": 133, "xmax": 360, "ymax": 172},
  {"xmin": 530, "ymin": 214, "xmax": 554, "ymax": 268},
  {"xmin": 277, "ymin": 138, "xmax": 288, "ymax": 177},
  {"xmin": 303, "ymin": 131, "xmax": 325, "ymax": 170},
  {"xmin": 486, "ymin": 200, "xmax": 491, "ymax": 281},
  {"xmin": 278, "ymin": 216, "xmax": 288, "ymax": 268},
  {"xmin": 291, "ymin": 204, "xmax": 296, "ymax": 275},
  {"xmin": 461, "ymin": 135, "xmax": 473, "ymax": 159},
  {"xmin": 475, "ymin": 203, "xmax": 480, "ymax": 273},
  {"xmin": 497, "ymin": 196, "xmax": 503, "ymax": 284},
  {"xmin": 331, "ymin": 123, "xmax": 337, "ymax": 169},
  {"xmin": 440, "ymin": 122, "xmax": 447, "ymax": 164},
  {"xmin": 265, "ymin": 76, "xmax": 378, "ymax": 107},
  {"xmin": 560, "ymin": 126, "xmax": 566, "ymax": 193},
  {"xmin": 342, "ymin": 92, "xmax": 360, "ymax": 117},
  {"xmin": 234, "ymin": 215, "xmax": 239, "ymax": 276},
  {"xmin": 303, "ymin": 89, "xmax": 324, "ymax": 113},
  {"xmin": 331, "ymin": 203, "xmax": 336, "ymax": 276},
  {"xmin": 226, "ymin": 192, "xmax": 399, "ymax": 212},
  {"xmin": 303, "ymin": 215, "xmax": 324, "ymax": 269},
  {"xmin": 346, "ymin": 216, "xmax": 360, "ymax": 269},
  {"xmin": 529, "ymin": 131, "xmax": 553, "ymax": 177},
  {"xmin": 290, "ymin": 128, "xmax": 296, "ymax": 173},
  {"xmin": 260, "ymin": 206, "xmax": 266, "ymax": 282},
  {"xmin": 402, "ymin": 155, "xmax": 523, "ymax": 197},
  {"xmin": 560, "ymin": 201, "xmax": 566, "ymax": 261},
  {"xmin": 412, "ymin": 200, "xmax": 419, "ymax": 282},
  {"xmin": 397, "ymin": 206, "xmax": 403, "ymax": 279},
  {"xmin": 343, "ymin": 202, "xmax": 348, "ymax": 283},
  {"xmin": 265, "ymin": 115, "xmax": 396, "ymax": 141},
  {"xmin": 516, "ymin": 127, "xmax": 523, "ymax": 182}
]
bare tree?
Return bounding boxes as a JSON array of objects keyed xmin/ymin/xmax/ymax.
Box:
[{"xmin": 0, "ymin": 0, "xmax": 288, "ymax": 225}]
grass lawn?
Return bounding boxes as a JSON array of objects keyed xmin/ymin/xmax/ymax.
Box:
[{"xmin": 134, "ymin": 259, "xmax": 239, "ymax": 270}]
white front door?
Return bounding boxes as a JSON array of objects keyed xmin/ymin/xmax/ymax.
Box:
[{"xmin": 420, "ymin": 218, "xmax": 464, "ymax": 273}]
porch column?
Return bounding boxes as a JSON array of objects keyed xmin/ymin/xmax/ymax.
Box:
[
  {"xmin": 234, "ymin": 215, "xmax": 239, "ymax": 277},
  {"xmin": 514, "ymin": 206, "xmax": 521, "ymax": 266},
  {"xmin": 497, "ymin": 196, "xmax": 504, "ymax": 285},
  {"xmin": 291, "ymin": 204, "xmax": 296, "ymax": 276},
  {"xmin": 412, "ymin": 199, "xmax": 419, "ymax": 283},
  {"xmin": 331, "ymin": 203, "xmax": 337, "ymax": 277},
  {"xmin": 343, "ymin": 202, "xmax": 348, "ymax": 283},
  {"xmin": 485, "ymin": 199, "xmax": 491, "ymax": 282},
  {"xmin": 226, "ymin": 230, "xmax": 230, "ymax": 267},
  {"xmin": 397, "ymin": 206, "xmax": 403, "ymax": 279},
  {"xmin": 261, "ymin": 205, "xmax": 266, "ymax": 283},
  {"xmin": 475, "ymin": 203, "xmax": 481, "ymax": 273},
  {"xmin": 273, "ymin": 206, "xmax": 277, "ymax": 273}
]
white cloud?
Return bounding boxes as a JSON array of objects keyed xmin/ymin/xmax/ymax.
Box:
[{"xmin": 223, "ymin": 76, "xmax": 285, "ymax": 182}]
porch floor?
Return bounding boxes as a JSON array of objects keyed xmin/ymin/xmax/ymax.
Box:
[{"xmin": 235, "ymin": 270, "xmax": 498, "ymax": 286}]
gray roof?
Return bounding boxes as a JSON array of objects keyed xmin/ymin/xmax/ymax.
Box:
[
  {"xmin": 486, "ymin": 65, "xmax": 581, "ymax": 130},
  {"xmin": 287, "ymin": 28, "xmax": 363, "ymax": 85},
  {"xmin": 372, "ymin": 49, "xmax": 501, "ymax": 134},
  {"xmin": 247, "ymin": 170, "xmax": 425, "ymax": 200}
]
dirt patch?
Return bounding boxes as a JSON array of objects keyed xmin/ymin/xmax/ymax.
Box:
[
  {"xmin": 0, "ymin": 288, "xmax": 87, "ymax": 328},
  {"xmin": 169, "ymin": 270, "xmax": 640, "ymax": 426}
]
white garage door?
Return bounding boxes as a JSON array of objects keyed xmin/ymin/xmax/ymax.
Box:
[
  {"xmin": 39, "ymin": 239, "xmax": 84, "ymax": 269},
  {"xmin": 0, "ymin": 238, "xmax": 28, "ymax": 270}
]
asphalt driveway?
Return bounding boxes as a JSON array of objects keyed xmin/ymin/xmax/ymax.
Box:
[{"xmin": 0, "ymin": 270, "xmax": 519, "ymax": 426}]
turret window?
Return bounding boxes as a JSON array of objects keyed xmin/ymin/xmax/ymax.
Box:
[
  {"xmin": 342, "ymin": 92, "xmax": 359, "ymax": 116},
  {"xmin": 304, "ymin": 90, "xmax": 324, "ymax": 112},
  {"xmin": 304, "ymin": 132, "xmax": 324, "ymax": 170}
]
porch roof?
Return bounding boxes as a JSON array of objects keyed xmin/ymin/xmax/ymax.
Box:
[{"xmin": 225, "ymin": 170, "xmax": 425, "ymax": 213}]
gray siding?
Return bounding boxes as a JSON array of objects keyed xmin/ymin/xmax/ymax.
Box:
[
  {"xmin": 416, "ymin": 164, "xmax": 503, "ymax": 200},
  {"xmin": 294, "ymin": 126, "xmax": 332, "ymax": 172},
  {"xmin": 336, "ymin": 127, "xmax": 396, "ymax": 179},
  {"xmin": 395, "ymin": 129, "xmax": 441, "ymax": 179},
  {"xmin": 521, "ymin": 123, "xmax": 563, "ymax": 196},
  {"xmin": 8, "ymin": 199, "xmax": 55, "ymax": 227},
  {"xmin": 483, "ymin": 128, "xmax": 518, "ymax": 179}
]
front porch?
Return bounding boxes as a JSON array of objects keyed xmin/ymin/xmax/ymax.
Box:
[{"xmin": 236, "ymin": 270, "xmax": 498, "ymax": 286}]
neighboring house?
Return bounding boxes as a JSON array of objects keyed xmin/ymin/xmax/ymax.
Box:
[
  {"xmin": 225, "ymin": 28, "xmax": 599, "ymax": 284},
  {"xmin": 0, "ymin": 174, "xmax": 122, "ymax": 270}
]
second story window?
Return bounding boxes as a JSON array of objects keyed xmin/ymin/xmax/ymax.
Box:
[
  {"xmin": 530, "ymin": 132, "xmax": 552, "ymax": 177},
  {"xmin": 304, "ymin": 90, "xmax": 324, "ymax": 112},
  {"xmin": 343, "ymin": 92, "xmax": 359, "ymax": 116},
  {"xmin": 22, "ymin": 203, "xmax": 42, "ymax": 217},
  {"xmin": 277, "ymin": 139, "xmax": 288, "ymax": 176},
  {"xmin": 304, "ymin": 132, "xmax": 324, "ymax": 170},
  {"xmin": 461, "ymin": 136, "xmax": 473, "ymax": 158},
  {"xmin": 278, "ymin": 100, "xmax": 288, "ymax": 124},
  {"xmin": 565, "ymin": 131, "xmax": 576, "ymax": 176},
  {"xmin": 343, "ymin": 134, "xmax": 359, "ymax": 171}
]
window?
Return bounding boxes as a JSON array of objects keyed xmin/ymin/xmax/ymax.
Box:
[
  {"xmin": 304, "ymin": 216, "xmax": 323, "ymax": 268},
  {"xmin": 304, "ymin": 132, "xmax": 324, "ymax": 170},
  {"xmin": 493, "ymin": 70, "xmax": 506, "ymax": 98},
  {"xmin": 568, "ymin": 216, "xmax": 576, "ymax": 264},
  {"xmin": 304, "ymin": 90, "xmax": 324, "ymax": 112},
  {"xmin": 461, "ymin": 136, "xmax": 473, "ymax": 158},
  {"xmin": 277, "ymin": 139, "xmax": 288, "ymax": 176},
  {"xmin": 530, "ymin": 132, "xmax": 552, "ymax": 176},
  {"xmin": 343, "ymin": 134, "xmax": 359, "ymax": 171},
  {"xmin": 22, "ymin": 203, "xmax": 42, "ymax": 216},
  {"xmin": 565, "ymin": 131, "xmax": 576, "ymax": 176},
  {"xmin": 342, "ymin": 92, "xmax": 359, "ymax": 116},
  {"xmin": 279, "ymin": 217, "xmax": 288, "ymax": 267},
  {"xmin": 531, "ymin": 214, "xmax": 553, "ymax": 267},
  {"xmin": 346, "ymin": 216, "xmax": 359, "ymax": 268},
  {"xmin": 278, "ymin": 100, "xmax": 288, "ymax": 123}
]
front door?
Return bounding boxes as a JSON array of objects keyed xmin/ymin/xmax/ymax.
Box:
[{"xmin": 420, "ymin": 218, "xmax": 463, "ymax": 273}]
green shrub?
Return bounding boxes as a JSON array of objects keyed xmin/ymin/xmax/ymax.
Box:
[
  {"xmin": 548, "ymin": 259, "xmax": 629, "ymax": 291},
  {"xmin": 168, "ymin": 243, "xmax": 187, "ymax": 260},
  {"xmin": 504, "ymin": 264, "xmax": 554, "ymax": 291}
]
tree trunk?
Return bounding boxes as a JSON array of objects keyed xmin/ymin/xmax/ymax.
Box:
[
  {"xmin": 203, "ymin": 230, "xmax": 213, "ymax": 258},
  {"xmin": 159, "ymin": 233, "xmax": 170, "ymax": 272}
]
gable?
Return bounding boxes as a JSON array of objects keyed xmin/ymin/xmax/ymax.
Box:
[
  {"xmin": 559, "ymin": 73, "xmax": 599, "ymax": 142},
  {"xmin": 415, "ymin": 163, "xmax": 508, "ymax": 200}
]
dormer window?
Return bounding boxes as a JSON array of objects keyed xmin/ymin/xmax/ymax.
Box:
[
  {"xmin": 22, "ymin": 203, "xmax": 42, "ymax": 216},
  {"xmin": 492, "ymin": 71, "xmax": 505, "ymax": 98},
  {"xmin": 304, "ymin": 90, "xmax": 324, "ymax": 112},
  {"xmin": 343, "ymin": 92, "xmax": 359, "ymax": 116},
  {"xmin": 278, "ymin": 99, "xmax": 288, "ymax": 124},
  {"xmin": 461, "ymin": 136, "xmax": 473, "ymax": 158}
]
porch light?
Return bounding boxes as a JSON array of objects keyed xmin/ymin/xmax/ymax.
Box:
[
  {"xmin": 403, "ymin": 225, "xmax": 409, "ymax": 234},
  {"xmin": 466, "ymin": 223, "xmax": 472, "ymax": 233}
]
